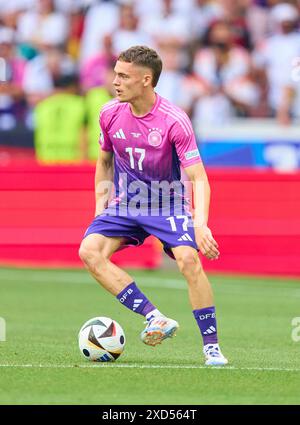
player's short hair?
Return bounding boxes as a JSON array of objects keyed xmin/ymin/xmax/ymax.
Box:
[{"xmin": 118, "ymin": 45, "xmax": 162, "ymax": 87}]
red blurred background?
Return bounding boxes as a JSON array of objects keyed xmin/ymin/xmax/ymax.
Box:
[{"xmin": 1, "ymin": 162, "xmax": 299, "ymax": 276}]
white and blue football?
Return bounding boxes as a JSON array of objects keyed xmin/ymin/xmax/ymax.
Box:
[{"xmin": 78, "ymin": 316, "xmax": 125, "ymax": 362}]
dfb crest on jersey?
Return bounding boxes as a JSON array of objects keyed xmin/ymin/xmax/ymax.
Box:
[{"xmin": 148, "ymin": 129, "xmax": 162, "ymax": 147}]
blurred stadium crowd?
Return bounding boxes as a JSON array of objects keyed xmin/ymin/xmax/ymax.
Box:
[{"xmin": 1, "ymin": 0, "xmax": 300, "ymax": 136}]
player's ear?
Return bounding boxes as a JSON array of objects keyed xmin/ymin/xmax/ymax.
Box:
[{"xmin": 143, "ymin": 73, "xmax": 153, "ymax": 87}]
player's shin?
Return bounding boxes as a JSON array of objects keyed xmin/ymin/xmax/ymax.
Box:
[
  {"xmin": 193, "ymin": 306, "xmax": 218, "ymax": 345},
  {"xmin": 193, "ymin": 306, "xmax": 228, "ymax": 365},
  {"xmin": 116, "ymin": 282, "xmax": 162, "ymax": 320}
]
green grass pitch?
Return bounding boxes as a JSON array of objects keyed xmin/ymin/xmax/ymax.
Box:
[{"xmin": 1, "ymin": 266, "xmax": 300, "ymax": 405}]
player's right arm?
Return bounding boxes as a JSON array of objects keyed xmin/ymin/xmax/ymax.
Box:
[
  {"xmin": 94, "ymin": 104, "xmax": 116, "ymax": 216},
  {"xmin": 170, "ymin": 110, "xmax": 219, "ymax": 260},
  {"xmin": 95, "ymin": 147, "xmax": 113, "ymax": 217}
]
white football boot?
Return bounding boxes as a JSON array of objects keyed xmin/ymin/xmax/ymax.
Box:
[
  {"xmin": 203, "ymin": 343, "xmax": 228, "ymax": 366},
  {"xmin": 141, "ymin": 316, "xmax": 179, "ymax": 346}
]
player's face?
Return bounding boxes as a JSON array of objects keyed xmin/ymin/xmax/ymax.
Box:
[{"xmin": 113, "ymin": 60, "xmax": 152, "ymax": 103}]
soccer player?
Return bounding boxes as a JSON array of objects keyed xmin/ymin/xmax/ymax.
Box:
[{"xmin": 79, "ymin": 46, "xmax": 228, "ymax": 366}]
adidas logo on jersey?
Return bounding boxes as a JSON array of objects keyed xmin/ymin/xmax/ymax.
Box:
[
  {"xmin": 203, "ymin": 326, "xmax": 216, "ymax": 335},
  {"xmin": 133, "ymin": 299, "xmax": 143, "ymax": 311},
  {"xmin": 178, "ymin": 233, "xmax": 193, "ymax": 242},
  {"xmin": 113, "ymin": 129, "xmax": 126, "ymax": 139}
]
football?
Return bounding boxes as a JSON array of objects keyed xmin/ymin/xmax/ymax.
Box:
[{"xmin": 78, "ymin": 316, "xmax": 126, "ymax": 362}]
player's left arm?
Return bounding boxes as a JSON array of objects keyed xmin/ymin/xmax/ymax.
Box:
[
  {"xmin": 184, "ymin": 162, "xmax": 220, "ymax": 260},
  {"xmin": 171, "ymin": 115, "xmax": 219, "ymax": 260}
]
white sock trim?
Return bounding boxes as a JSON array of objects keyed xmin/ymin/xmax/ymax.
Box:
[{"xmin": 145, "ymin": 309, "xmax": 163, "ymax": 321}]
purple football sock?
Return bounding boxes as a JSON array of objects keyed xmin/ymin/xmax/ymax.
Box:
[
  {"xmin": 193, "ymin": 306, "xmax": 218, "ymax": 346},
  {"xmin": 116, "ymin": 282, "xmax": 156, "ymax": 317}
]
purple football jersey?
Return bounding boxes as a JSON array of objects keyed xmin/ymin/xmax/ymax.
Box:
[{"xmin": 99, "ymin": 94, "xmax": 201, "ymax": 209}]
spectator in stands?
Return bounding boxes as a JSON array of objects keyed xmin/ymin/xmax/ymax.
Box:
[
  {"xmin": 34, "ymin": 72, "xmax": 87, "ymax": 163},
  {"xmin": 54, "ymin": 0, "xmax": 84, "ymax": 14},
  {"xmin": 253, "ymin": 2, "xmax": 300, "ymax": 124},
  {"xmin": 110, "ymin": 2, "xmax": 153, "ymax": 56},
  {"xmin": 134, "ymin": 0, "xmax": 164, "ymax": 19},
  {"xmin": 274, "ymin": 54, "xmax": 300, "ymax": 125},
  {"xmin": 135, "ymin": 0, "xmax": 195, "ymax": 24},
  {"xmin": 243, "ymin": 0, "xmax": 271, "ymax": 45},
  {"xmin": 192, "ymin": 20, "xmax": 260, "ymax": 125},
  {"xmin": 16, "ymin": 0, "xmax": 69, "ymax": 60},
  {"xmin": 65, "ymin": 3, "xmax": 85, "ymax": 60},
  {"xmin": 217, "ymin": 0, "xmax": 253, "ymax": 49},
  {"xmin": 1, "ymin": 0, "xmax": 299, "ymax": 131},
  {"xmin": 79, "ymin": 0, "xmax": 119, "ymax": 62},
  {"xmin": 0, "ymin": 27, "xmax": 26, "ymax": 130},
  {"xmin": 155, "ymin": 40, "xmax": 186, "ymax": 104},
  {"xmin": 79, "ymin": 34, "xmax": 116, "ymax": 93},
  {"xmin": 80, "ymin": 1, "xmax": 154, "ymax": 90},
  {"xmin": 22, "ymin": 44, "xmax": 76, "ymax": 128},
  {"xmin": 0, "ymin": 2, "xmax": 27, "ymax": 30},
  {"xmin": 140, "ymin": 0, "xmax": 192, "ymax": 47},
  {"xmin": 191, "ymin": 0, "xmax": 224, "ymax": 40},
  {"xmin": 175, "ymin": 73, "xmax": 208, "ymax": 119}
]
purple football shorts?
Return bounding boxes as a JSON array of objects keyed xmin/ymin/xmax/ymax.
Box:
[{"xmin": 83, "ymin": 205, "xmax": 198, "ymax": 259}]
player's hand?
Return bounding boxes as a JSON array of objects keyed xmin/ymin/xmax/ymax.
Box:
[{"xmin": 195, "ymin": 225, "xmax": 220, "ymax": 260}]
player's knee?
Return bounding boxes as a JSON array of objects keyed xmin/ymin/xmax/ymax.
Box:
[
  {"xmin": 78, "ymin": 243, "xmax": 91, "ymax": 266},
  {"xmin": 177, "ymin": 251, "xmax": 202, "ymax": 276},
  {"xmin": 79, "ymin": 243, "xmax": 104, "ymax": 271}
]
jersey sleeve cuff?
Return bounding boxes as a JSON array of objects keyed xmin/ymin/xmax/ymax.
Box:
[{"xmin": 99, "ymin": 144, "xmax": 113, "ymax": 152}]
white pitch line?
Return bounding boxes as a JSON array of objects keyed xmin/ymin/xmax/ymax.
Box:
[{"xmin": 0, "ymin": 363, "xmax": 299, "ymax": 372}]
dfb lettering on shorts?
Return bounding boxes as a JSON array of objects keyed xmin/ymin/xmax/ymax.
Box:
[
  {"xmin": 119, "ymin": 289, "xmax": 133, "ymax": 304},
  {"xmin": 0, "ymin": 317, "xmax": 6, "ymax": 342}
]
